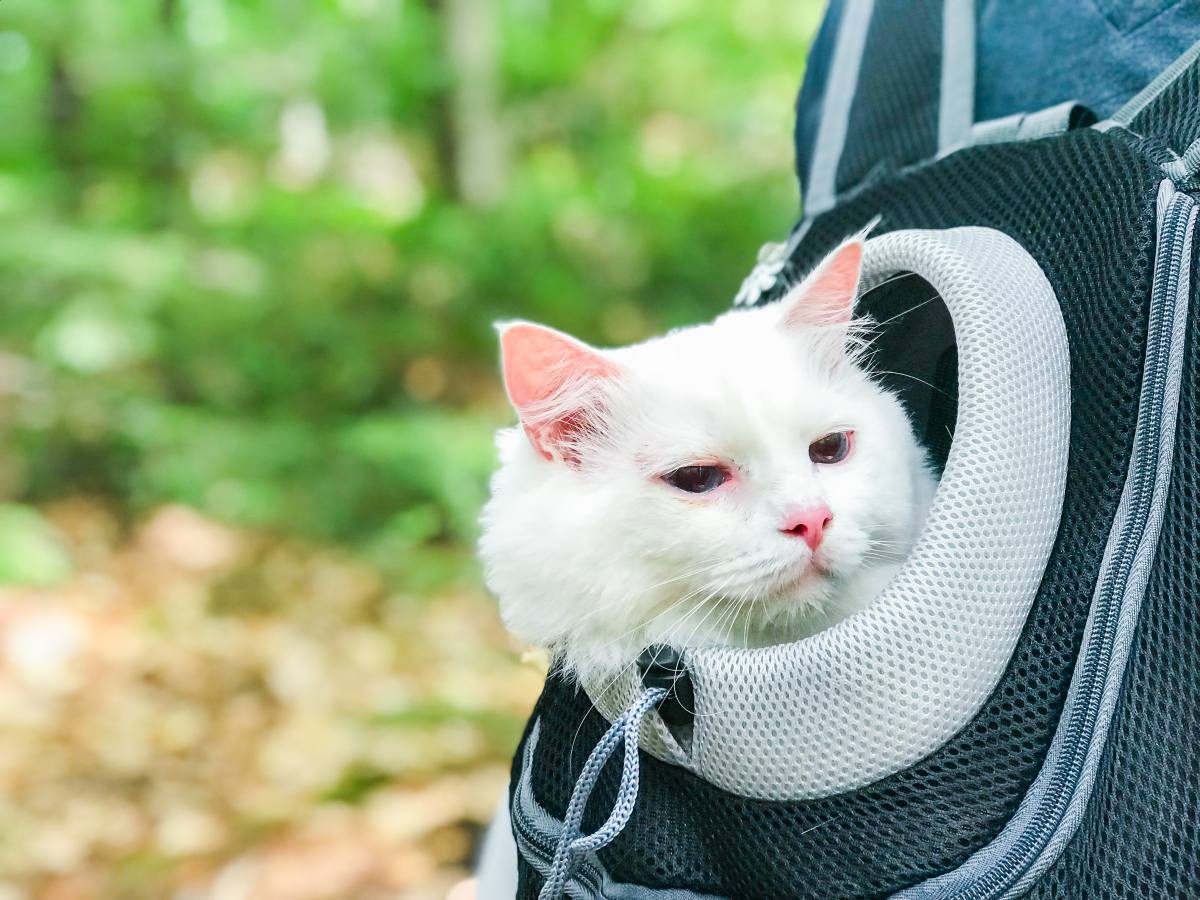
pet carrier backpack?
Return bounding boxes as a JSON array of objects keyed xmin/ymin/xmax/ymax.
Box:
[{"xmin": 495, "ymin": 3, "xmax": 1200, "ymax": 897}]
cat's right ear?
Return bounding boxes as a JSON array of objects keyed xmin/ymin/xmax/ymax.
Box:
[
  {"xmin": 777, "ymin": 234, "xmax": 865, "ymax": 330},
  {"xmin": 497, "ymin": 321, "xmax": 621, "ymax": 465},
  {"xmin": 775, "ymin": 228, "xmax": 871, "ymax": 367}
]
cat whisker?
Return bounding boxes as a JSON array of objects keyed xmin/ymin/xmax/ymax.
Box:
[
  {"xmin": 742, "ymin": 591, "xmax": 757, "ymax": 648},
  {"xmin": 567, "ymin": 558, "xmax": 734, "ymax": 627},
  {"xmin": 711, "ymin": 603, "xmax": 744, "ymax": 657},
  {"xmin": 567, "ymin": 702, "xmax": 604, "ymax": 774},
  {"xmin": 859, "ymin": 553, "xmax": 901, "ymax": 564},
  {"xmin": 579, "ymin": 581, "xmax": 733, "ymax": 734},
  {"xmin": 866, "ymin": 293, "xmax": 940, "ymax": 330},
  {"xmin": 862, "ymin": 539, "xmax": 909, "ymax": 551},
  {"xmin": 587, "ymin": 577, "xmax": 728, "ymax": 702},
  {"xmin": 688, "ymin": 592, "xmax": 766, "ymax": 721},
  {"xmin": 870, "ymin": 368, "xmax": 952, "ymax": 397},
  {"xmin": 636, "ymin": 577, "xmax": 733, "ymax": 635},
  {"xmin": 671, "ymin": 574, "xmax": 738, "ymax": 654},
  {"xmin": 798, "ymin": 815, "xmax": 840, "ymax": 837},
  {"xmin": 857, "ymin": 270, "xmax": 921, "ymax": 297}
]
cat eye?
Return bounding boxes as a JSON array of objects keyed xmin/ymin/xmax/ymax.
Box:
[
  {"xmin": 663, "ymin": 465, "xmax": 728, "ymax": 494},
  {"xmin": 809, "ymin": 430, "xmax": 854, "ymax": 465}
]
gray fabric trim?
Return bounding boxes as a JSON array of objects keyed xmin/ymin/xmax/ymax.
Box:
[
  {"xmin": 937, "ymin": 0, "xmax": 975, "ymax": 151},
  {"xmin": 946, "ymin": 101, "xmax": 1085, "ymax": 156},
  {"xmin": 962, "ymin": 111, "xmax": 1023, "ymax": 148},
  {"xmin": 511, "ymin": 720, "xmax": 721, "ymax": 900},
  {"xmin": 804, "ymin": 0, "xmax": 874, "ymax": 216},
  {"xmin": 1011, "ymin": 102, "xmax": 1085, "ymax": 141},
  {"xmin": 1109, "ymin": 38, "xmax": 1200, "ymax": 128},
  {"xmin": 1163, "ymin": 136, "xmax": 1200, "ymax": 182},
  {"xmin": 896, "ymin": 181, "xmax": 1195, "ymax": 900}
]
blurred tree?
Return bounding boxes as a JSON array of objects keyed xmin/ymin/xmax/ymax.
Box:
[
  {"xmin": 435, "ymin": 0, "xmax": 508, "ymax": 205},
  {"xmin": 0, "ymin": 0, "xmax": 821, "ymax": 584}
]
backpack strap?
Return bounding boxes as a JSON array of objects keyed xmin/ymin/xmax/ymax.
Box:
[
  {"xmin": 1101, "ymin": 39, "xmax": 1200, "ymax": 184},
  {"xmin": 797, "ymin": 0, "xmax": 975, "ymax": 217}
]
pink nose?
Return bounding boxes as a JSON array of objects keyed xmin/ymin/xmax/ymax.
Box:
[{"xmin": 780, "ymin": 505, "xmax": 833, "ymax": 551}]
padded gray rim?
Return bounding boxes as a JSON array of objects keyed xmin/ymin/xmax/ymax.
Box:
[{"xmin": 583, "ymin": 227, "xmax": 1071, "ymax": 801}]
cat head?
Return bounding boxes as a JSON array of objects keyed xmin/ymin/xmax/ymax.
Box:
[{"xmin": 479, "ymin": 236, "xmax": 933, "ymax": 679}]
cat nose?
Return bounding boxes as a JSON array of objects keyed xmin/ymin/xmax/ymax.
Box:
[{"xmin": 780, "ymin": 505, "xmax": 833, "ymax": 551}]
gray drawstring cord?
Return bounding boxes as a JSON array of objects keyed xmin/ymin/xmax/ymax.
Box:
[{"xmin": 538, "ymin": 686, "xmax": 666, "ymax": 900}]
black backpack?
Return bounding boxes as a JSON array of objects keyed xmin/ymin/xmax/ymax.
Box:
[{"xmin": 507, "ymin": 4, "xmax": 1200, "ymax": 897}]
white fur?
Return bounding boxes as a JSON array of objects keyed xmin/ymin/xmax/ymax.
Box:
[{"xmin": 479, "ymin": 293, "xmax": 937, "ymax": 682}]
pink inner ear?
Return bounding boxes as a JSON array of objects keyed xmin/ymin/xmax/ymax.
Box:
[
  {"xmin": 782, "ymin": 239, "xmax": 863, "ymax": 327},
  {"xmin": 501, "ymin": 324, "xmax": 616, "ymax": 410},
  {"xmin": 500, "ymin": 323, "xmax": 618, "ymax": 462}
]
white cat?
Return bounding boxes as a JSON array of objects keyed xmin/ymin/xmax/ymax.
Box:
[{"xmin": 479, "ymin": 234, "xmax": 937, "ymax": 681}]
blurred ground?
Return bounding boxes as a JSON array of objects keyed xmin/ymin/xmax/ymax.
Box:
[{"xmin": 0, "ymin": 499, "xmax": 543, "ymax": 899}]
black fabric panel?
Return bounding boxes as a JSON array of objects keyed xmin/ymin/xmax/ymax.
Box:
[
  {"xmin": 834, "ymin": 0, "xmax": 941, "ymax": 197},
  {"xmin": 856, "ymin": 274, "xmax": 957, "ymax": 474},
  {"xmin": 1028, "ymin": 209, "xmax": 1200, "ymax": 899},
  {"xmin": 515, "ymin": 129, "xmax": 1162, "ymax": 899},
  {"xmin": 1129, "ymin": 61, "xmax": 1200, "ymax": 162}
]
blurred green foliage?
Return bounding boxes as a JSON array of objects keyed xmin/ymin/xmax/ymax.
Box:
[{"xmin": 0, "ymin": 0, "xmax": 818, "ymax": 582}]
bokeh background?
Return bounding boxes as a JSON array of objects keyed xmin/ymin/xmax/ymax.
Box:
[{"xmin": 0, "ymin": 1, "xmax": 819, "ymax": 897}]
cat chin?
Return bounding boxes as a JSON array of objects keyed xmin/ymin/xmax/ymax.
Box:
[{"xmin": 539, "ymin": 563, "xmax": 900, "ymax": 683}]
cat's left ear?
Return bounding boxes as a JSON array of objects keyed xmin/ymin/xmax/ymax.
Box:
[
  {"xmin": 497, "ymin": 321, "xmax": 622, "ymax": 466},
  {"xmin": 777, "ymin": 232, "xmax": 866, "ymax": 330}
]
